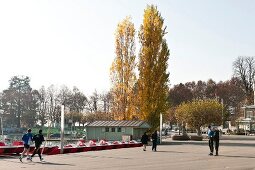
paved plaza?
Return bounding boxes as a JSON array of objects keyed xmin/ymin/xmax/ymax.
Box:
[{"xmin": 1, "ymin": 136, "xmax": 255, "ymax": 170}]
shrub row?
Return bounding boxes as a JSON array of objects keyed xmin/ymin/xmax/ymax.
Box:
[{"xmin": 172, "ymin": 135, "xmax": 203, "ymax": 141}]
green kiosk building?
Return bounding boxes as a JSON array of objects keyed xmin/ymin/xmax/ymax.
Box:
[{"xmin": 84, "ymin": 120, "xmax": 151, "ymax": 141}]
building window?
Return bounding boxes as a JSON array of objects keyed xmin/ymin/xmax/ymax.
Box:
[
  {"xmin": 105, "ymin": 127, "xmax": 109, "ymax": 132},
  {"xmin": 117, "ymin": 127, "xmax": 121, "ymax": 132},
  {"xmin": 111, "ymin": 127, "xmax": 115, "ymax": 132}
]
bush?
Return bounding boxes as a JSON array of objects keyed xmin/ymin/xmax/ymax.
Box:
[
  {"xmin": 189, "ymin": 135, "xmax": 203, "ymax": 141},
  {"xmin": 172, "ymin": 135, "xmax": 190, "ymax": 141}
]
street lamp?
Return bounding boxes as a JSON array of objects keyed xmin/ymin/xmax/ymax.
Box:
[{"xmin": 221, "ymin": 99, "xmax": 224, "ymax": 128}]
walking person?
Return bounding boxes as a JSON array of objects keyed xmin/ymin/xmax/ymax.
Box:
[
  {"xmin": 151, "ymin": 130, "xmax": 158, "ymax": 152},
  {"xmin": 19, "ymin": 129, "xmax": 33, "ymax": 162},
  {"xmin": 31, "ymin": 129, "xmax": 45, "ymax": 161},
  {"xmin": 207, "ymin": 125, "xmax": 214, "ymax": 156},
  {"xmin": 213, "ymin": 127, "xmax": 220, "ymax": 156},
  {"xmin": 141, "ymin": 132, "xmax": 149, "ymax": 151}
]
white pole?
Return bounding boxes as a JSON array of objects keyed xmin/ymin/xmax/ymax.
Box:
[
  {"xmin": 221, "ymin": 99, "xmax": 224, "ymax": 128},
  {"xmin": 253, "ymin": 81, "xmax": 255, "ymax": 105},
  {"xmin": 0, "ymin": 117, "xmax": 3, "ymax": 142},
  {"xmin": 160, "ymin": 113, "xmax": 162, "ymax": 144},
  {"xmin": 60, "ymin": 105, "xmax": 65, "ymax": 154}
]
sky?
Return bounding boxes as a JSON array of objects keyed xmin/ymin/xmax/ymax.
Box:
[{"xmin": 0, "ymin": 0, "xmax": 254, "ymax": 95}]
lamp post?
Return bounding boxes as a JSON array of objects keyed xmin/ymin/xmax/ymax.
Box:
[
  {"xmin": 160, "ymin": 113, "xmax": 162, "ymax": 144},
  {"xmin": 221, "ymin": 99, "xmax": 224, "ymax": 128}
]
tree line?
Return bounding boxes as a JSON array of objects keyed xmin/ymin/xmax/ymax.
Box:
[
  {"xmin": 0, "ymin": 76, "xmax": 113, "ymax": 128},
  {"xmin": 0, "ymin": 55, "xmax": 254, "ymax": 130}
]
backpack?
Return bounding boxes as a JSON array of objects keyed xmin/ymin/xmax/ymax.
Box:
[{"xmin": 33, "ymin": 134, "xmax": 41, "ymax": 144}]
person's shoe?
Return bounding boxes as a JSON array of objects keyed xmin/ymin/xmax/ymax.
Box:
[
  {"xmin": 215, "ymin": 152, "xmax": 219, "ymax": 156},
  {"xmin": 208, "ymin": 153, "xmax": 213, "ymax": 156},
  {"xmin": 143, "ymin": 149, "xmax": 146, "ymax": 151},
  {"xmin": 19, "ymin": 157, "xmax": 23, "ymax": 162},
  {"xmin": 27, "ymin": 156, "xmax": 32, "ymax": 161},
  {"xmin": 40, "ymin": 158, "xmax": 44, "ymax": 161}
]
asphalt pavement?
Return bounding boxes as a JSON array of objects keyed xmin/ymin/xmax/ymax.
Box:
[{"xmin": 1, "ymin": 135, "xmax": 255, "ymax": 170}]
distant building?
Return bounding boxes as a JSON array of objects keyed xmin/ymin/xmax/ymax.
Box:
[
  {"xmin": 237, "ymin": 105, "xmax": 255, "ymax": 132},
  {"xmin": 84, "ymin": 120, "xmax": 151, "ymax": 141},
  {"xmin": 236, "ymin": 85, "xmax": 255, "ymax": 133}
]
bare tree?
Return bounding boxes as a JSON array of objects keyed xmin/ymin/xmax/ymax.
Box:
[
  {"xmin": 47, "ymin": 85, "xmax": 60, "ymax": 126},
  {"xmin": 233, "ymin": 56, "xmax": 255, "ymax": 104}
]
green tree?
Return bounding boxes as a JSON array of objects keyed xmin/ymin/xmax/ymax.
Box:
[
  {"xmin": 175, "ymin": 100, "xmax": 222, "ymax": 136},
  {"xmin": 137, "ymin": 5, "xmax": 170, "ymax": 130},
  {"xmin": 1, "ymin": 76, "xmax": 35, "ymax": 128},
  {"xmin": 66, "ymin": 87, "xmax": 87, "ymax": 128},
  {"xmin": 110, "ymin": 16, "xmax": 137, "ymax": 120}
]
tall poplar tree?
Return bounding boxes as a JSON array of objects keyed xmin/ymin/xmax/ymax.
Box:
[
  {"xmin": 110, "ymin": 17, "xmax": 137, "ymax": 120},
  {"xmin": 138, "ymin": 5, "xmax": 170, "ymax": 130}
]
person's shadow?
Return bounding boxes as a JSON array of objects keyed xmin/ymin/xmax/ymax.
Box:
[
  {"xmin": 35, "ymin": 161, "xmax": 75, "ymax": 166},
  {"xmin": 219, "ymin": 155, "xmax": 255, "ymax": 159}
]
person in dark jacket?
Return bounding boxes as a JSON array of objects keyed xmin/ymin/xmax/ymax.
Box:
[
  {"xmin": 31, "ymin": 129, "xmax": 45, "ymax": 161},
  {"xmin": 19, "ymin": 129, "xmax": 33, "ymax": 162},
  {"xmin": 207, "ymin": 125, "xmax": 214, "ymax": 156},
  {"xmin": 213, "ymin": 127, "xmax": 220, "ymax": 156},
  {"xmin": 151, "ymin": 130, "xmax": 158, "ymax": 152},
  {"xmin": 141, "ymin": 132, "xmax": 149, "ymax": 151}
]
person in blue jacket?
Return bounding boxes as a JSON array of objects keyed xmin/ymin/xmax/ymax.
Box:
[
  {"xmin": 207, "ymin": 125, "xmax": 214, "ymax": 156},
  {"xmin": 19, "ymin": 129, "xmax": 33, "ymax": 162}
]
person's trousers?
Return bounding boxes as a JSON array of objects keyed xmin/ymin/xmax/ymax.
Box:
[
  {"xmin": 143, "ymin": 144, "xmax": 147, "ymax": 150},
  {"xmin": 214, "ymin": 140, "xmax": 219, "ymax": 153},
  {"xmin": 152, "ymin": 140, "xmax": 157, "ymax": 151},
  {"xmin": 31, "ymin": 145, "xmax": 42, "ymax": 159},
  {"xmin": 208, "ymin": 137, "xmax": 214, "ymax": 153}
]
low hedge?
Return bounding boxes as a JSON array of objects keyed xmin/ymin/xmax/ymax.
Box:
[
  {"xmin": 189, "ymin": 135, "xmax": 203, "ymax": 141},
  {"xmin": 172, "ymin": 135, "xmax": 190, "ymax": 141}
]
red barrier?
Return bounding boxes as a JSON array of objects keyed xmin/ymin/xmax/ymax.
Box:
[
  {"xmin": 47, "ymin": 146, "xmax": 60, "ymax": 155},
  {"xmin": 12, "ymin": 141, "xmax": 23, "ymax": 146}
]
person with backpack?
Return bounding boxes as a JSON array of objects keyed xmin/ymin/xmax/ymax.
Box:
[
  {"xmin": 141, "ymin": 132, "xmax": 149, "ymax": 151},
  {"xmin": 31, "ymin": 129, "xmax": 45, "ymax": 161},
  {"xmin": 151, "ymin": 130, "xmax": 158, "ymax": 152},
  {"xmin": 19, "ymin": 129, "xmax": 33, "ymax": 162}
]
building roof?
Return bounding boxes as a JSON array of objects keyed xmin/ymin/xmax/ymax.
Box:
[
  {"xmin": 241, "ymin": 105, "xmax": 255, "ymax": 109},
  {"xmin": 85, "ymin": 120, "xmax": 149, "ymax": 128}
]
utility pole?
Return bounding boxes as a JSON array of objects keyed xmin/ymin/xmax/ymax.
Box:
[
  {"xmin": 221, "ymin": 99, "xmax": 224, "ymax": 128},
  {"xmin": 60, "ymin": 105, "xmax": 65, "ymax": 154},
  {"xmin": 160, "ymin": 113, "xmax": 162, "ymax": 144}
]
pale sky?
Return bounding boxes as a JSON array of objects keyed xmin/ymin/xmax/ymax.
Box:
[{"xmin": 0, "ymin": 0, "xmax": 254, "ymax": 95}]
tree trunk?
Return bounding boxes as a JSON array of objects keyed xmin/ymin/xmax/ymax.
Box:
[
  {"xmin": 182, "ymin": 122, "xmax": 187, "ymax": 135},
  {"xmin": 196, "ymin": 127, "xmax": 201, "ymax": 136}
]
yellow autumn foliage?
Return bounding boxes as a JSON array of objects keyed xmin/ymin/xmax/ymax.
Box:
[
  {"xmin": 137, "ymin": 5, "xmax": 170, "ymax": 130},
  {"xmin": 175, "ymin": 100, "xmax": 222, "ymax": 132},
  {"xmin": 110, "ymin": 16, "xmax": 137, "ymax": 120}
]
